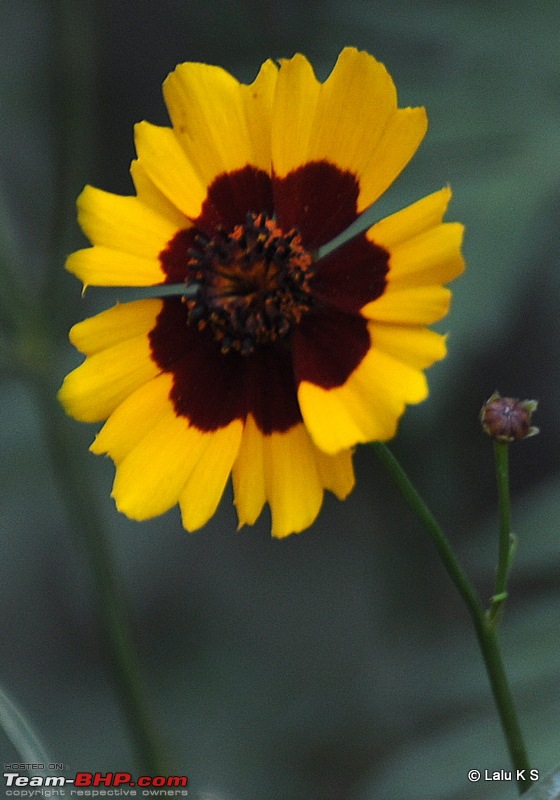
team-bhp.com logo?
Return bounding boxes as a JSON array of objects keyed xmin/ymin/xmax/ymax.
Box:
[{"xmin": 3, "ymin": 770, "xmax": 188, "ymax": 796}]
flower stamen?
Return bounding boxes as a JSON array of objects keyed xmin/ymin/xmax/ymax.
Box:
[{"xmin": 184, "ymin": 212, "xmax": 315, "ymax": 354}]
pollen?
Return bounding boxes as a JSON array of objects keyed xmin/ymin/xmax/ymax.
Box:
[{"xmin": 184, "ymin": 212, "xmax": 315, "ymax": 355}]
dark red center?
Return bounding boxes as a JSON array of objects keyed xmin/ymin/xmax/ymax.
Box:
[
  {"xmin": 183, "ymin": 212, "xmax": 315, "ymax": 355},
  {"xmin": 150, "ymin": 164, "xmax": 389, "ymax": 434}
]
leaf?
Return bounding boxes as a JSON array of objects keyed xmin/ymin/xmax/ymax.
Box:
[
  {"xmin": 0, "ymin": 683, "xmax": 51, "ymax": 774},
  {"xmin": 523, "ymin": 767, "xmax": 560, "ymax": 800}
]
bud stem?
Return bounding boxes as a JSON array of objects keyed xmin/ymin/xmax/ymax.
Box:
[
  {"xmin": 371, "ymin": 441, "xmax": 532, "ymax": 794},
  {"xmin": 490, "ymin": 442, "xmax": 515, "ymax": 622}
]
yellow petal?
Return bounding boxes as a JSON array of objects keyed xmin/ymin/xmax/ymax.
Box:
[
  {"xmin": 371, "ymin": 323, "xmax": 447, "ymax": 370},
  {"xmin": 76, "ymin": 185, "xmax": 182, "ymax": 260},
  {"xmin": 239, "ymin": 60, "xmax": 278, "ymax": 171},
  {"xmin": 271, "ymin": 47, "xmax": 426, "ymax": 211},
  {"xmin": 271, "ymin": 53, "xmax": 321, "ymax": 178},
  {"xmin": 232, "ymin": 413, "xmax": 266, "ymax": 527},
  {"xmin": 298, "ymin": 324, "xmax": 433, "ymax": 454},
  {"xmin": 232, "ymin": 417, "xmax": 355, "ymax": 534},
  {"xmin": 58, "ymin": 334, "xmax": 160, "ymax": 423},
  {"xmin": 134, "ymin": 121, "xmax": 207, "ymax": 219},
  {"xmin": 369, "ymin": 187, "xmax": 453, "ymax": 249},
  {"xmin": 314, "ymin": 446, "xmax": 355, "ymax": 500},
  {"xmin": 357, "ymin": 106, "xmax": 427, "ymax": 212},
  {"xmin": 68, "ymin": 299, "xmax": 162, "ymax": 355},
  {"xmin": 302, "ymin": 48, "xmax": 397, "ymax": 176},
  {"xmin": 164, "ymin": 59, "xmax": 277, "ymax": 187},
  {"xmin": 130, "ymin": 159, "xmax": 191, "ymax": 229},
  {"xmin": 369, "ymin": 190, "xmax": 465, "ymax": 288},
  {"xmin": 362, "ymin": 285, "xmax": 451, "ymax": 324},
  {"xmin": 179, "ymin": 420, "xmax": 243, "ymax": 531},
  {"xmin": 263, "ymin": 424, "xmax": 324, "ymax": 538},
  {"xmin": 91, "ymin": 372, "xmax": 174, "ymax": 464},
  {"xmin": 66, "ymin": 245, "xmax": 166, "ymax": 287},
  {"xmin": 112, "ymin": 409, "xmax": 209, "ymax": 520},
  {"xmin": 386, "ymin": 222, "xmax": 465, "ymax": 288}
]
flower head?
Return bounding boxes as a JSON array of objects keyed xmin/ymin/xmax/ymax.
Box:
[{"xmin": 59, "ymin": 48, "xmax": 464, "ymax": 537}]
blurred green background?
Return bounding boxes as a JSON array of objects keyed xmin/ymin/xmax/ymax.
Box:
[{"xmin": 1, "ymin": 1, "xmax": 560, "ymax": 798}]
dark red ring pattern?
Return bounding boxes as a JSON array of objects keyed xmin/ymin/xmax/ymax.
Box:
[
  {"xmin": 150, "ymin": 162, "xmax": 390, "ymax": 434},
  {"xmin": 158, "ymin": 160, "xmax": 362, "ymax": 281},
  {"xmin": 149, "ymin": 299, "xmax": 303, "ymax": 434}
]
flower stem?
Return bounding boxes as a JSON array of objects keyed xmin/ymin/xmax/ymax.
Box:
[
  {"xmin": 475, "ymin": 615, "xmax": 532, "ymax": 792},
  {"xmin": 371, "ymin": 441, "xmax": 532, "ymax": 793},
  {"xmin": 371, "ymin": 442, "xmax": 482, "ymax": 620},
  {"xmin": 1, "ymin": 0, "xmax": 169, "ymax": 780},
  {"xmin": 0, "ymin": 185, "xmax": 29, "ymax": 332},
  {"xmin": 44, "ymin": 0, "xmax": 97, "ymax": 313},
  {"xmin": 31, "ymin": 364, "xmax": 167, "ymax": 775}
]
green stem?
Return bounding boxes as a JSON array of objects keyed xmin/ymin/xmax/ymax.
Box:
[
  {"xmin": 1, "ymin": 0, "xmax": 169, "ymax": 780},
  {"xmin": 30, "ymin": 365, "xmax": 167, "ymax": 775},
  {"xmin": 0, "ymin": 185, "xmax": 29, "ymax": 332},
  {"xmin": 43, "ymin": 0, "xmax": 97, "ymax": 317},
  {"xmin": 490, "ymin": 442, "xmax": 515, "ymax": 622},
  {"xmin": 476, "ymin": 616, "xmax": 532, "ymax": 792},
  {"xmin": 371, "ymin": 442, "xmax": 483, "ymax": 621},
  {"xmin": 371, "ymin": 441, "xmax": 532, "ymax": 793}
]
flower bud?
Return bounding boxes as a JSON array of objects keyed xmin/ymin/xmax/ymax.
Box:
[{"xmin": 480, "ymin": 392, "xmax": 539, "ymax": 442}]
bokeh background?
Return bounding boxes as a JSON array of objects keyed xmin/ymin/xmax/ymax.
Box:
[{"xmin": 1, "ymin": 1, "xmax": 560, "ymax": 798}]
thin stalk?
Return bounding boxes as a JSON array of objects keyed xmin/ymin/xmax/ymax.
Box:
[
  {"xmin": 1, "ymin": 0, "xmax": 169, "ymax": 780},
  {"xmin": 371, "ymin": 442, "xmax": 483, "ymax": 621},
  {"xmin": 476, "ymin": 616, "xmax": 532, "ymax": 792},
  {"xmin": 489, "ymin": 442, "xmax": 515, "ymax": 621},
  {"xmin": 43, "ymin": 0, "xmax": 96, "ymax": 315},
  {"xmin": 371, "ymin": 441, "xmax": 532, "ymax": 793},
  {"xmin": 0, "ymin": 185, "xmax": 29, "ymax": 331},
  {"xmin": 30, "ymin": 362, "xmax": 167, "ymax": 775}
]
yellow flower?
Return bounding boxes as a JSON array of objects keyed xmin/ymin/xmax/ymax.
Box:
[{"xmin": 59, "ymin": 47, "xmax": 464, "ymax": 537}]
